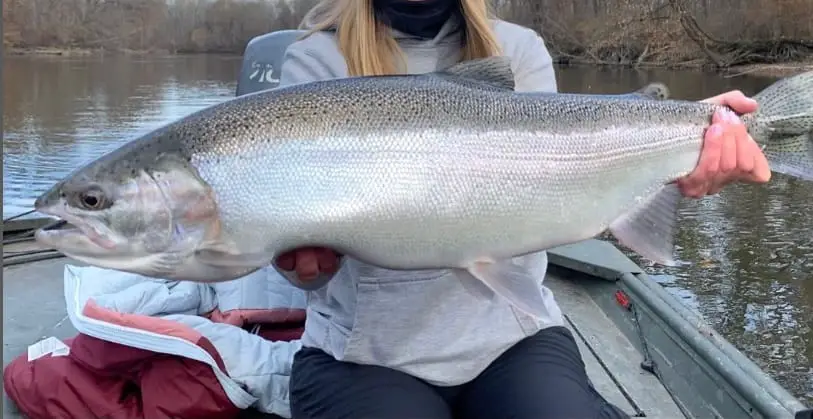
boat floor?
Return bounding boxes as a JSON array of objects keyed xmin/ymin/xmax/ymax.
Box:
[{"xmin": 2, "ymin": 249, "xmax": 684, "ymax": 418}]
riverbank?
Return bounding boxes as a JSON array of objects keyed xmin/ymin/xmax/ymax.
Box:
[
  {"xmin": 5, "ymin": 47, "xmax": 99, "ymax": 56},
  {"xmin": 553, "ymin": 56, "xmax": 813, "ymax": 77},
  {"xmin": 725, "ymin": 61, "xmax": 813, "ymax": 78},
  {"xmin": 6, "ymin": 45, "xmax": 812, "ymax": 78},
  {"xmin": 5, "ymin": 47, "xmax": 164, "ymax": 57},
  {"xmin": 4, "ymin": 47, "xmax": 240, "ymax": 58},
  {"xmin": 552, "ymin": 56, "xmax": 813, "ymax": 78}
]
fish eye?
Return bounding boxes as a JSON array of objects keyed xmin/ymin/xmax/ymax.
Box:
[{"xmin": 77, "ymin": 188, "xmax": 109, "ymax": 211}]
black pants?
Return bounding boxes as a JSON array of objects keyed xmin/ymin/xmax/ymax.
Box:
[{"xmin": 289, "ymin": 326, "xmax": 630, "ymax": 419}]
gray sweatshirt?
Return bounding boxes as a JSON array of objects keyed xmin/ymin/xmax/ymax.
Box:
[{"xmin": 278, "ymin": 16, "xmax": 564, "ymax": 387}]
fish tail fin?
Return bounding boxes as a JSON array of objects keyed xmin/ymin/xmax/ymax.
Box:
[{"xmin": 744, "ymin": 70, "xmax": 813, "ymax": 180}]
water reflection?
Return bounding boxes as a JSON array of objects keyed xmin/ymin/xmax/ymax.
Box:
[
  {"xmin": 2, "ymin": 56, "xmax": 811, "ymax": 403},
  {"xmin": 555, "ymin": 64, "xmax": 777, "ymax": 98},
  {"xmin": 638, "ymin": 181, "xmax": 813, "ymax": 401},
  {"xmin": 3, "ymin": 54, "xmax": 242, "ymax": 217}
]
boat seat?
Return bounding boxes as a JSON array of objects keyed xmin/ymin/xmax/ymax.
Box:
[{"xmin": 236, "ymin": 29, "xmax": 307, "ymax": 97}]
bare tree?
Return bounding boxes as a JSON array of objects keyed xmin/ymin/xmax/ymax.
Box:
[{"xmin": 4, "ymin": 0, "xmax": 811, "ymax": 67}]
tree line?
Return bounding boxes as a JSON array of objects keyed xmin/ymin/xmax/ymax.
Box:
[{"xmin": 3, "ymin": 0, "xmax": 812, "ymax": 67}]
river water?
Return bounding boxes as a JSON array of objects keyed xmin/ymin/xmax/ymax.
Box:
[{"xmin": 3, "ymin": 54, "xmax": 812, "ymax": 403}]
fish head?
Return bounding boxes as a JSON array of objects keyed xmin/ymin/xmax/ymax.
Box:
[{"xmin": 33, "ymin": 149, "xmax": 221, "ymax": 279}]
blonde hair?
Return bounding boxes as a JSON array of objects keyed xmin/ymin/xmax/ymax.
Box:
[{"xmin": 300, "ymin": 0, "xmax": 502, "ymax": 76}]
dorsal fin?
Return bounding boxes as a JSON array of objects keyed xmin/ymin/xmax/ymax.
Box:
[
  {"xmin": 438, "ymin": 56, "xmax": 516, "ymax": 91},
  {"xmin": 635, "ymin": 82, "xmax": 670, "ymax": 100}
]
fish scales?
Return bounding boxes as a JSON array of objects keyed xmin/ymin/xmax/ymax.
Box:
[
  {"xmin": 177, "ymin": 75, "xmax": 707, "ymax": 267},
  {"xmin": 32, "ymin": 56, "xmax": 813, "ymax": 318},
  {"xmin": 141, "ymin": 77, "xmax": 696, "ymax": 260}
]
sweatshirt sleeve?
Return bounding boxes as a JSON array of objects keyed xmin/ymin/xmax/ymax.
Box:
[
  {"xmin": 279, "ymin": 38, "xmax": 344, "ymax": 86},
  {"xmin": 512, "ymin": 30, "xmax": 558, "ymax": 94}
]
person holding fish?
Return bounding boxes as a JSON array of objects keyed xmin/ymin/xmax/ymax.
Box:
[
  {"xmin": 275, "ymin": 0, "xmax": 772, "ymax": 418},
  {"xmin": 35, "ymin": 0, "xmax": 807, "ymax": 415}
]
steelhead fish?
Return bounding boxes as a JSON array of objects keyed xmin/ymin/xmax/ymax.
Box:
[{"xmin": 33, "ymin": 57, "xmax": 813, "ymax": 318}]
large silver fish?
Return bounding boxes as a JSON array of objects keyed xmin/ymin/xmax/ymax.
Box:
[{"xmin": 33, "ymin": 57, "xmax": 813, "ymax": 318}]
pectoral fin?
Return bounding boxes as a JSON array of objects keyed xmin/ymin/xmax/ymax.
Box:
[
  {"xmin": 608, "ymin": 183, "xmax": 682, "ymax": 266},
  {"xmin": 194, "ymin": 241, "xmax": 275, "ymax": 269},
  {"xmin": 455, "ymin": 259, "xmax": 548, "ymax": 318}
]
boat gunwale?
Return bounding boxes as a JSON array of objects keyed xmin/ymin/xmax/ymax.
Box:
[{"xmin": 547, "ymin": 241, "xmax": 811, "ymax": 418}]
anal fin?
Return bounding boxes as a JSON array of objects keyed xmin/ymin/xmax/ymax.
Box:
[
  {"xmin": 609, "ymin": 183, "xmax": 682, "ymax": 266},
  {"xmin": 455, "ymin": 259, "xmax": 548, "ymax": 319},
  {"xmin": 454, "ymin": 268, "xmax": 498, "ymax": 301}
]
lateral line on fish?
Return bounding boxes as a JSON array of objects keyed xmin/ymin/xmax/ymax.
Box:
[{"xmin": 277, "ymin": 129, "xmax": 704, "ymax": 161}]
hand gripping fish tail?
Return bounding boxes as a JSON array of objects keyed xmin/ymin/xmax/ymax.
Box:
[{"xmin": 606, "ymin": 69, "xmax": 813, "ymax": 278}]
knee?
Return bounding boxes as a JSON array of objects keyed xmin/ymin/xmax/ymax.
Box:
[
  {"xmin": 526, "ymin": 325, "xmax": 578, "ymax": 349},
  {"xmin": 289, "ymin": 347, "xmax": 341, "ymax": 418},
  {"xmin": 289, "ymin": 347, "xmax": 453, "ymax": 419},
  {"xmin": 460, "ymin": 326, "xmax": 630, "ymax": 419},
  {"xmin": 290, "ymin": 346, "xmax": 331, "ymax": 391},
  {"xmin": 504, "ymin": 325, "xmax": 586, "ymax": 370}
]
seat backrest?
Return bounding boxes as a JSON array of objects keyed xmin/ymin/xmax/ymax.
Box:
[
  {"xmin": 235, "ymin": 29, "xmax": 308, "ymax": 97},
  {"xmin": 234, "ymin": 30, "xmax": 672, "ymax": 103}
]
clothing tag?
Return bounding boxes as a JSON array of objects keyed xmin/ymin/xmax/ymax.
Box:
[{"xmin": 27, "ymin": 336, "xmax": 70, "ymax": 361}]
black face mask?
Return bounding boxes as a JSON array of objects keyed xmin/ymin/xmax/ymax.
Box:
[{"xmin": 373, "ymin": 0, "xmax": 460, "ymax": 39}]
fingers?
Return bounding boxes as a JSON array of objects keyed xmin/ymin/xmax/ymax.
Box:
[
  {"xmin": 678, "ymin": 123, "xmax": 723, "ymax": 198},
  {"xmin": 275, "ymin": 247, "xmax": 341, "ymax": 283},
  {"xmin": 721, "ymin": 107, "xmax": 771, "ymax": 185},
  {"xmin": 718, "ymin": 111, "xmax": 739, "ymax": 175},
  {"xmin": 276, "ymin": 251, "xmax": 296, "ymax": 271},
  {"xmin": 295, "ymin": 247, "xmax": 321, "ymax": 282},
  {"xmin": 708, "ymin": 110, "xmax": 742, "ymax": 194},
  {"xmin": 736, "ymin": 140, "xmax": 771, "ymax": 184},
  {"xmin": 708, "ymin": 133, "xmax": 737, "ymax": 195},
  {"xmin": 679, "ymin": 100, "xmax": 772, "ymax": 199},
  {"xmin": 752, "ymin": 151, "xmax": 772, "ymax": 183},
  {"xmin": 701, "ymin": 90, "xmax": 758, "ymax": 114},
  {"xmin": 735, "ymin": 129, "xmax": 755, "ymax": 176},
  {"xmin": 737, "ymin": 124, "xmax": 771, "ymax": 184},
  {"xmin": 315, "ymin": 247, "xmax": 339, "ymax": 274}
]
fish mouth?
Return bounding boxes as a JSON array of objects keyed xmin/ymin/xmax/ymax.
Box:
[{"xmin": 33, "ymin": 205, "xmax": 117, "ymax": 254}]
